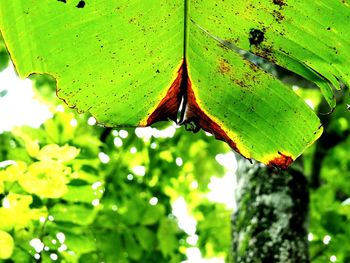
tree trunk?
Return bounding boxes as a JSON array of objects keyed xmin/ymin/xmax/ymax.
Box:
[{"xmin": 231, "ymin": 158, "xmax": 310, "ymax": 263}]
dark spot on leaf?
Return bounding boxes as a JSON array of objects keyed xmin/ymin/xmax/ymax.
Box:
[
  {"xmin": 272, "ymin": 10, "xmax": 284, "ymax": 22},
  {"xmin": 249, "ymin": 29, "xmax": 265, "ymax": 46},
  {"xmin": 273, "ymin": 0, "xmax": 287, "ymax": 7},
  {"xmin": 76, "ymin": 1, "xmax": 85, "ymax": 8},
  {"xmin": 250, "ymin": 43, "xmax": 277, "ymax": 64},
  {"xmin": 156, "ymin": 69, "xmax": 160, "ymax": 73},
  {"xmin": 57, "ymin": 0, "xmax": 66, "ymax": 3}
]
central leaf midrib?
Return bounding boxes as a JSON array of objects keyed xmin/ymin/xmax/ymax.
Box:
[
  {"xmin": 183, "ymin": 0, "xmax": 189, "ymax": 59},
  {"xmin": 175, "ymin": 0, "xmax": 189, "ymax": 124}
]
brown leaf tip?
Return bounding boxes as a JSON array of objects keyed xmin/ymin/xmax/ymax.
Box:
[{"xmin": 268, "ymin": 151, "xmax": 293, "ymax": 170}]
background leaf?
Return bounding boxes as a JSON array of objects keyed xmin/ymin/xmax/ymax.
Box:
[{"xmin": 0, "ymin": 230, "xmax": 14, "ymax": 259}]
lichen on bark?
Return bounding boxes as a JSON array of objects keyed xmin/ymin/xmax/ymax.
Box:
[{"xmin": 231, "ymin": 157, "xmax": 309, "ymax": 263}]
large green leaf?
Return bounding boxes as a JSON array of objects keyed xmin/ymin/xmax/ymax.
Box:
[
  {"xmin": 0, "ymin": 1, "xmax": 183, "ymax": 127},
  {"xmin": 2, "ymin": 0, "xmax": 346, "ymax": 167},
  {"xmin": 191, "ymin": 0, "xmax": 350, "ymax": 107}
]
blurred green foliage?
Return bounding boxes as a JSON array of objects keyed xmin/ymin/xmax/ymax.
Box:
[
  {"xmin": 0, "ymin": 66, "xmax": 232, "ymax": 262},
  {"xmin": 302, "ymin": 91, "xmax": 350, "ymax": 262}
]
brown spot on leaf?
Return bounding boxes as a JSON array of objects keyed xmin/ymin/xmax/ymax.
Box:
[
  {"xmin": 273, "ymin": 0, "xmax": 287, "ymax": 8},
  {"xmin": 268, "ymin": 151, "xmax": 293, "ymax": 169},
  {"xmin": 252, "ymin": 44, "xmax": 277, "ymax": 64},
  {"xmin": 218, "ymin": 59, "xmax": 231, "ymax": 74}
]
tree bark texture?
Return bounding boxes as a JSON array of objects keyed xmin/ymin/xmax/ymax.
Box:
[{"xmin": 231, "ymin": 159, "xmax": 309, "ymax": 263}]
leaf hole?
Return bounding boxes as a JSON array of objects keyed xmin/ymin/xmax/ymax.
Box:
[
  {"xmin": 249, "ymin": 29, "xmax": 265, "ymax": 46},
  {"xmin": 76, "ymin": 0, "xmax": 85, "ymax": 8}
]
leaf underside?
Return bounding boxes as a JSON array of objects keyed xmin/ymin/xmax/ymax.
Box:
[{"xmin": 1, "ymin": 0, "xmax": 347, "ymax": 168}]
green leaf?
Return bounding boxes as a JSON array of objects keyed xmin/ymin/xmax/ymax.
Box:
[
  {"xmin": 8, "ymin": 247, "xmax": 32, "ymax": 263},
  {"xmin": 122, "ymin": 198, "xmax": 145, "ymax": 226},
  {"xmin": 0, "ymin": 1, "xmax": 183, "ymax": 127},
  {"xmin": 0, "ymin": 193, "xmax": 36, "ymax": 231},
  {"xmin": 43, "ymin": 112, "xmax": 76, "ymax": 144},
  {"xmin": 123, "ymin": 230, "xmax": 143, "ymax": 261},
  {"xmin": 73, "ymin": 134, "xmax": 102, "ymax": 155},
  {"xmin": 320, "ymin": 210, "xmax": 347, "ymax": 235},
  {"xmin": 1, "ymin": 1, "xmax": 339, "ymax": 167},
  {"xmin": 62, "ymin": 184, "xmax": 103, "ymax": 204},
  {"xmin": 18, "ymin": 161, "xmax": 70, "ymax": 198},
  {"xmin": 321, "ymin": 137, "xmax": 350, "ymax": 196},
  {"xmin": 191, "ymin": 1, "xmax": 347, "ymax": 105},
  {"xmin": 186, "ymin": 23, "xmax": 322, "ymax": 167},
  {"xmin": 12, "ymin": 127, "xmax": 40, "ymax": 157},
  {"xmin": 0, "ymin": 161, "xmax": 27, "ymax": 182},
  {"xmin": 0, "ymin": 230, "xmax": 14, "ymax": 259},
  {"xmin": 195, "ymin": 204, "xmax": 231, "ymax": 257},
  {"xmin": 157, "ymin": 218, "xmax": 179, "ymax": 257},
  {"xmin": 37, "ymin": 144, "xmax": 80, "ymax": 163},
  {"xmin": 64, "ymin": 232, "xmax": 96, "ymax": 255},
  {"xmin": 134, "ymin": 226, "xmax": 156, "ymax": 251},
  {"xmin": 140, "ymin": 204, "xmax": 166, "ymax": 226},
  {"xmin": 49, "ymin": 204, "xmax": 97, "ymax": 226},
  {"xmin": 94, "ymin": 232, "xmax": 124, "ymax": 263}
]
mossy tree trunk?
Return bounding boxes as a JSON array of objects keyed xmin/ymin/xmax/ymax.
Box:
[{"xmin": 231, "ymin": 158, "xmax": 309, "ymax": 263}]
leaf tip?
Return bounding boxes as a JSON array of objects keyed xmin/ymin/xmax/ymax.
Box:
[{"xmin": 267, "ymin": 151, "xmax": 294, "ymax": 170}]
